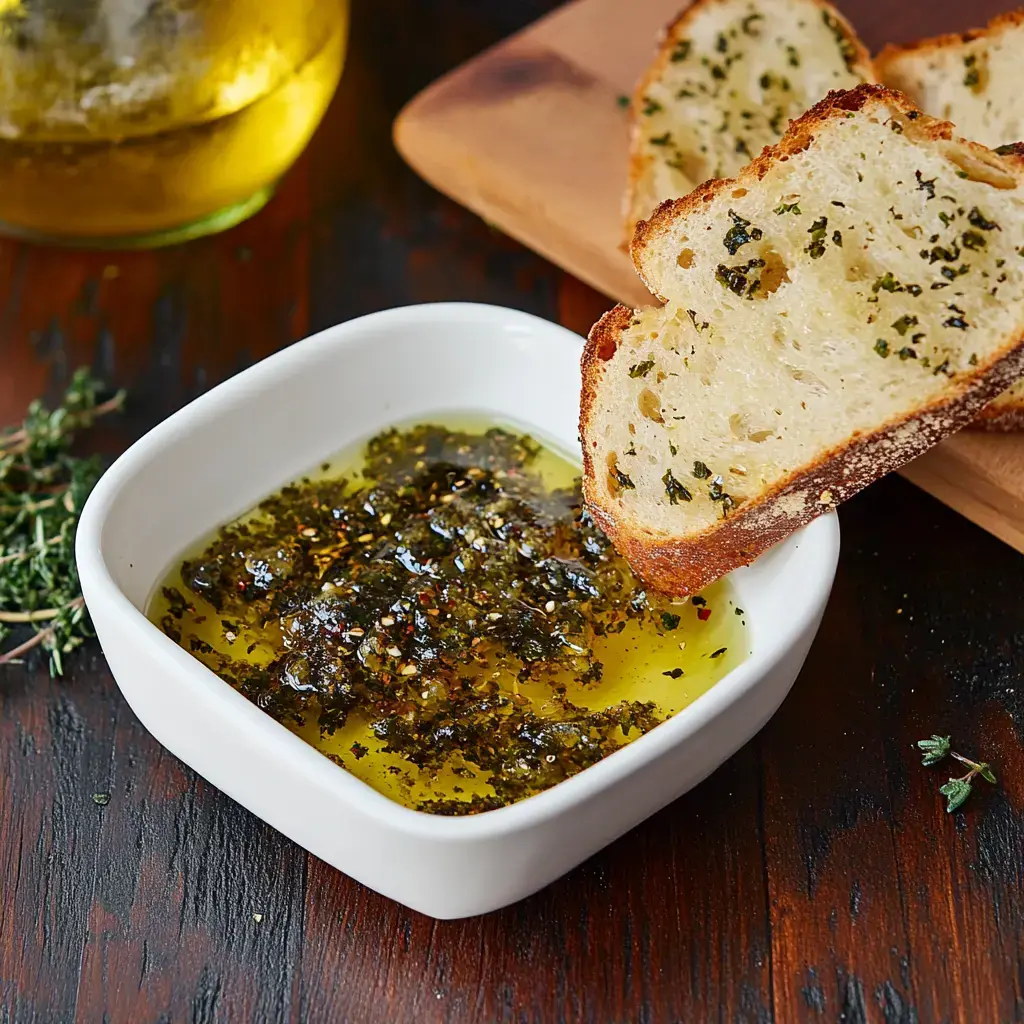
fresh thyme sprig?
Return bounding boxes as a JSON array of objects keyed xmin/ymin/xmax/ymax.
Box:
[
  {"xmin": 0, "ymin": 369, "xmax": 124, "ymax": 675},
  {"xmin": 916, "ymin": 734, "xmax": 997, "ymax": 813},
  {"xmin": 916, "ymin": 733, "xmax": 950, "ymax": 765}
]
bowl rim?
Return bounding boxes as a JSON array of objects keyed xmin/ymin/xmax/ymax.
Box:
[{"xmin": 77, "ymin": 301, "xmax": 840, "ymax": 841}]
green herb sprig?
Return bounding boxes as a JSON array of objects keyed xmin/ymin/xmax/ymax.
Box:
[
  {"xmin": 916, "ymin": 734, "xmax": 997, "ymax": 812},
  {"xmin": 0, "ymin": 369, "xmax": 124, "ymax": 675}
]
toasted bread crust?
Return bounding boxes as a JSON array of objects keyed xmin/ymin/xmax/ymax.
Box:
[
  {"xmin": 623, "ymin": 0, "xmax": 875, "ymax": 248},
  {"xmin": 970, "ymin": 386, "xmax": 1024, "ymax": 430},
  {"xmin": 972, "ymin": 405, "xmax": 1024, "ymax": 430},
  {"xmin": 585, "ymin": 84, "xmax": 1024, "ymax": 594},
  {"xmin": 875, "ymin": 8, "xmax": 1024, "ymax": 71}
]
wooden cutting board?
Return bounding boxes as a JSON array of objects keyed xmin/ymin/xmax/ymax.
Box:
[{"xmin": 394, "ymin": 0, "xmax": 1024, "ymax": 554}]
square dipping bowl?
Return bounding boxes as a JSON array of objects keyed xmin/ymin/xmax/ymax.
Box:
[{"xmin": 77, "ymin": 302, "xmax": 840, "ymax": 920}]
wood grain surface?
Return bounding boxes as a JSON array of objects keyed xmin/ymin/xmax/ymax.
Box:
[
  {"xmin": 394, "ymin": 0, "xmax": 1024, "ymax": 560},
  {"xmin": 2, "ymin": 2, "xmax": 1024, "ymax": 1022}
]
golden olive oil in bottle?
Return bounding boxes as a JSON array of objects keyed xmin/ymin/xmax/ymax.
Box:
[{"xmin": 0, "ymin": 0, "xmax": 348, "ymax": 245}]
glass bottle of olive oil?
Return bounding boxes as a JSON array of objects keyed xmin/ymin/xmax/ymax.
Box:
[{"xmin": 0, "ymin": 0, "xmax": 348, "ymax": 246}]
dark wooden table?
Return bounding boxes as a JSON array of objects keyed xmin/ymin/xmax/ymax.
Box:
[{"xmin": 3, "ymin": 1, "xmax": 1024, "ymax": 1021}]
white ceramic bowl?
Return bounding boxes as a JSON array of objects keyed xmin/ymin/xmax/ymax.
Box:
[{"xmin": 76, "ymin": 302, "xmax": 839, "ymax": 919}]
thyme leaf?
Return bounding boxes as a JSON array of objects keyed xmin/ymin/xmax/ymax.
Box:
[
  {"xmin": 939, "ymin": 778, "xmax": 972, "ymax": 813},
  {"xmin": 916, "ymin": 734, "xmax": 950, "ymax": 765}
]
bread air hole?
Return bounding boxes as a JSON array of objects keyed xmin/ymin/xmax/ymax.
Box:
[
  {"xmin": 730, "ymin": 413, "xmax": 775, "ymax": 442},
  {"xmin": 844, "ymin": 259, "xmax": 869, "ymax": 282},
  {"xmin": 944, "ymin": 147, "xmax": 1017, "ymax": 190},
  {"xmin": 756, "ymin": 248, "xmax": 790, "ymax": 296},
  {"xmin": 788, "ymin": 367, "xmax": 829, "ymax": 396},
  {"xmin": 638, "ymin": 388, "xmax": 664, "ymax": 423}
]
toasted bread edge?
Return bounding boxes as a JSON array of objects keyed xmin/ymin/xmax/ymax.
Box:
[{"xmin": 875, "ymin": 8, "xmax": 1024, "ymax": 72}]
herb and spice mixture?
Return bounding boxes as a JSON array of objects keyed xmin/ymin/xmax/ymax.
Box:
[{"xmin": 152, "ymin": 423, "xmax": 746, "ymax": 815}]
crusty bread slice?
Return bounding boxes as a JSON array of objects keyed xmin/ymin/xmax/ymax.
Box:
[
  {"xmin": 877, "ymin": 11, "xmax": 1024, "ymax": 430},
  {"xmin": 623, "ymin": 0, "xmax": 874, "ymax": 246},
  {"xmin": 583, "ymin": 85, "xmax": 1024, "ymax": 595}
]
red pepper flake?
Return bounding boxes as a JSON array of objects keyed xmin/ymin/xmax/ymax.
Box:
[{"xmin": 697, "ymin": 607, "xmax": 712, "ymax": 621}]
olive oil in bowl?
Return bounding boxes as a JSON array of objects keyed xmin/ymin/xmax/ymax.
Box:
[{"xmin": 150, "ymin": 421, "xmax": 748, "ymax": 815}]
